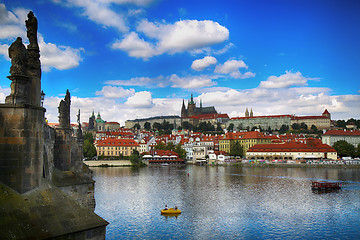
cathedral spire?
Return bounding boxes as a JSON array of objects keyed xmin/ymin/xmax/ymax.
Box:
[
  {"xmin": 250, "ymin": 108, "xmax": 253, "ymax": 117},
  {"xmin": 245, "ymin": 108, "xmax": 249, "ymax": 117}
]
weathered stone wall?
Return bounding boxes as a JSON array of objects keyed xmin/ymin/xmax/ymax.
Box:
[
  {"xmin": 54, "ymin": 129, "xmax": 72, "ymax": 171},
  {"xmin": 43, "ymin": 125, "xmax": 55, "ymax": 180},
  {"xmin": 0, "ymin": 104, "xmax": 45, "ymax": 194}
]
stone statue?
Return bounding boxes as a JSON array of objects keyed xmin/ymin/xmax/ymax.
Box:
[
  {"xmin": 77, "ymin": 109, "xmax": 83, "ymax": 141},
  {"xmin": 8, "ymin": 37, "xmax": 28, "ymax": 76},
  {"xmin": 58, "ymin": 90, "xmax": 71, "ymax": 129},
  {"xmin": 25, "ymin": 11, "xmax": 38, "ymax": 48}
]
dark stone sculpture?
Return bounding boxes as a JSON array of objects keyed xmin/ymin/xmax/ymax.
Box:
[
  {"xmin": 58, "ymin": 90, "xmax": 71, "ymax": 129},
  {"xmin": 25, "ymin": 11, "xmax": 38, "ymax": 49},
  {"xmin": 77, "ymin": 109, "xmax": 83, "ymax": 141},
  {"xmin": 8, "ymin": 37, "xmax": 28, "ymax": 76}
]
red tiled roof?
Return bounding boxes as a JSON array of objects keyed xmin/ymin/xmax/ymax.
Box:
[
  {"xmin": 97, "ymin": 138, "xmax": 139, "ymax": 147},
  {"xmin": 247, "ymin": 141, "xmax": 336, "ymax": 153},
  {"xmin": 183, "ymin": 113, "xmax": 229, "ymax": 119},
  {"xmin": 292, "ymin": 116, "xmax": 328, "ymax": 120},
  {"xmin": 323, "ymin": 130, "xmax": 360, "ymax": 136},
  {"xmin": 231, "ymin": 115, "xmax": 292, "ymax": 120}
]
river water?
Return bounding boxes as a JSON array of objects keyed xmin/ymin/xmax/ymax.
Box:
[{"xmin": 92, "ymin": 165, "xmax": 360, "ymax": 240}]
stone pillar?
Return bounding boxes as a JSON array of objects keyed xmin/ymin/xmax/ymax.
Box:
[
  {"xmin": 27, "ymin": 46, "xmax": 41, "ymax": 107},
  {"xmin": 54, "ymin": 90, "xmax": 72, "ymax": 171},
  {"xmin": 0, "ymin": 105, "xmax": 45, "ymax": 194},
  {"xmin": 5, "ymin": 75, "xmax": 31, "ymax": 105},
  {"xmin": 54, "ymin": 129, "xmax": 72, "ymax": 171}
]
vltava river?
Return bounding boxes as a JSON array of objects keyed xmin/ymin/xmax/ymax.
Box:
[{"xmin": 92, "ymin": 165, "xmax": 360, "ymax": 240}]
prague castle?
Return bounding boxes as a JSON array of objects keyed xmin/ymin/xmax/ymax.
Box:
[{"xmin": 181, "ymin": 94, "xmax": 218, "ymax": 117}]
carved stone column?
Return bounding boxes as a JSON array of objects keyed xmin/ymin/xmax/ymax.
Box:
[{"xmin": 5, "ymin": 75, "xmax": 30, "ymax": 105}]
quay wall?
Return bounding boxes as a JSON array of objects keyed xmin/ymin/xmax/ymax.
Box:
[{"xmin": 84, "ymin": 160, "xmax": 132, "ymax": 167}]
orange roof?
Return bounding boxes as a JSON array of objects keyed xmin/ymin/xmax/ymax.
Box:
[
  {"xmin": 183, "ymin": 113, "xmax": 229, "ymax": 119},
  {"xmin": 247, "ymin": 141, "xmax": 336, "ymax": 153},
  {"xmin": 97, "ymin": 138, "xmax": 139, "ymax": 147},
  {"xmin": 231, "ymin": 114, "xmax": 292, "ymax": 120},
  {"xmin": 323, "ymin": 130, "xmax": 360, "ymax": 136},
  {"xmin": 292, "ymin": 116, "xmax": 328, "ymax": 120}
]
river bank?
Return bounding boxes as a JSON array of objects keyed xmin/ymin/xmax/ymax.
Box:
[
  {"xmin": 84, "ymin": 160, "xmax": 360, "ymax": 168},
  {"xmin": 84, "ymin": 160, "xmax": 132, "ymax": 167}
]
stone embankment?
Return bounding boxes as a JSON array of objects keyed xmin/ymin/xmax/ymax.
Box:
[{"xmin": 84, "ymin": 160, "xmax": 132, "ymax": 167}]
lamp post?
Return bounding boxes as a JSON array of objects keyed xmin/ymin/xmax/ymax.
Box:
[{"xmin": 40, "ymin": 90, "xmax": 45, "ymax": 106}]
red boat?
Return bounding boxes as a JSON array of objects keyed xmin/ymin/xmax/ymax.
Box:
[{"xmin": 311, "ymin": 181, "xmax": 342, "ymax": 190}]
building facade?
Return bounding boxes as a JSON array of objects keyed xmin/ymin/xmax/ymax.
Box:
[
  {"xmin": 96, "ymin": 138, "xmax": 139, "ymax": 157},
  {"xmin": 181, "ymin": 94, "xmax": 217, "ymax": 118},
  {"xmin": 246, "ymin": 138, "xmax": 338, "ymax": 160},
  {"xmin": 322, "ymin": 130, "xmax": 360, "ymax": 147}
]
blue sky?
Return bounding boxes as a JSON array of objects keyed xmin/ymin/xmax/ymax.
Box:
[{"xmin": 0, "ymin": 0, "xmax": 359, "ymax": 125}]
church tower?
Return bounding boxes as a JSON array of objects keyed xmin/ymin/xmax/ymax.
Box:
[
  {"xmin": 188, "ymin": 94, "xmax": 196, "ymax": 116},
  {"xmin": 181, "ymin": 99, "xmax": 187, "ymax": 117},
  {"xmin": 322, "ymin": 109, "xmax": 331, "ymax": 119},
  {"xmin": 250, "ymin": 108, "xmax": 253, "ymax": 117},
  {"xmin": 245, "ymin": 108, "xmax": 249, "ymax": 117}
]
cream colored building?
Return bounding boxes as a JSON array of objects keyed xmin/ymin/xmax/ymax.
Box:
[
  {"xmin": 246, "ymin": 138, "xmax": 337, "ymax": 160},
  {"xmin": 96, "ymin": 138, "xmax": 139, "ymax": 157}
]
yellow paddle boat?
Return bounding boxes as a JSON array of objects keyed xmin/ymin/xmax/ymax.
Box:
[{"xmin": 161, "ymin": 207, "xmax": 181, "ymax": 215}]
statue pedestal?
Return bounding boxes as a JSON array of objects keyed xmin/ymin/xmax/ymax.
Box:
[{"xmin": 5, "ymin": 75, "xmax": 30, "ymax": 105}]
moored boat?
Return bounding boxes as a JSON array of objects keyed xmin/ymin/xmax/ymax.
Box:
[
  {"xmin": 161, "ymin": 208, "xmax": 181, "ymax": 215},
  {"xmin": 311, "ymin": 181, "xmax": 341, "ymax": 190}
]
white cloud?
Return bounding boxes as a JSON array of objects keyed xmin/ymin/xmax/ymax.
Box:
[
  {"xmin": 39, "ymin": 36, "xmax": 84, "ymax": 71},
  {"xmin": 112, "ymin": 32, "xmax": 156, "ymax": 60},
  {"xmin": 214, "ymin": 59, "xmax": 255, "ymax": 79},
  {"xmin": 170, "ymin": 74, "xmax": 216, "ymax": 89},
  {"xmin": 97, "ymin": 0, "xmax": 156, "ymax": 7},
  {"xmin": 54, "ymin": 0, "xmax": 129, "ymax": 32},
  {"xmin": 259, "ymin": 71, "xmax": 308, "ymax": 89},
  {"xmin": 191, "ymin": 56, "xmax": 217, "ymax": 71},
  {"xmin": 95, "ymin": 86, "xmax": 135, "ymax": 98},
  {"xmin": 125, "ymin": 91, "xmax": 154, "ymax": 108},
  {"xmin": 0, "ymin": 44, "xmax": 9, "ymax": 59},
  {"xmin": 42, "ymin": 84, "xmax": 360, "ymax": 126},
  {"xmin": 196, "ymin": 86, "xmax": 360, "ymax": 120},
  {"xmin": 0, "ymin": 5, "xmax": 84, "ymax": 72},
  {"xmin": 113, "ymin": 19, "xmax": 229, "ymax": 59},
  {"xmin": 0, "ymin": 86, "xmax": 11, "ymax": 103},
  {"xmin": 105, "ymin": 76, "xmax": 167, "ymax": 87}
]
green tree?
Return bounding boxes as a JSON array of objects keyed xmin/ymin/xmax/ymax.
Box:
[
  {"xmin": 310, "ymin": 125, "xmax": 318, "ymax": 133},
  {"xmin": 83, "ymin": 132, "xmax": 94, "ymax": 144},
  {"xmin": 227, "ymin": 123, "xmax": 234, "ymax": 132},
  {"xmin": 83, "ymin": 139, "xmax": 97, "ymax": 158},
  {"xmin": 153, "ymin": 122, "xmax": 162, "ymax": 131},
  {"xmin": 292, "ymin": 123, "xmax": 300, "ymax": 130},
  {"xmin": 355, "ymin": 144, "xmax": 360, "ymax": 158},
  {"xmin": 279, "ymin": 124, "xmax": 289, "ymax": 134},
  {"xmin": 144, "ymin": 122, "xmax": 151, "ymax": 130},
  {"xmin": 182, "ymin": 121, "xmax": 193, "ymax": 130},
  {"xmin": 216, "ymin": 122, "xmax": 223, "ymax": 132},
  {"xmin": 174, "ymin": 144, "xmax": 186, "ymax": 159},
  {"xmin": 333, "ymin": 140, "xmax": 356, "ymax": 158},
  {"xmin": 300, "ymin": 122, "xmax": 308, "ymax": 130},
  {"xmin": 230, "ymin": 141, "xmax": 243, "ymax": 157},
  {"xmin": 130, "ymin": 149, "xmax": 145, "ymax": 167},
  {"xmin": 133, "ymin": 123, "xmax": 141, "ymax": 130},
  {"xmin": 155, "ymin": 141, "xmax": 166, "ymax": 150},
  {"xmin": 166, "ymin": 142, "xmax": 175, "ymax": 151},
  {"xmin": 336, "ymin": 120, "xmax": 346, "ymax": 128}
]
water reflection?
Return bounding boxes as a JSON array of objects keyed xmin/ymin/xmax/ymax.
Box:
[{"xmin": 93, "ymin": 166, "xmax": 360, "ymax": 240}]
